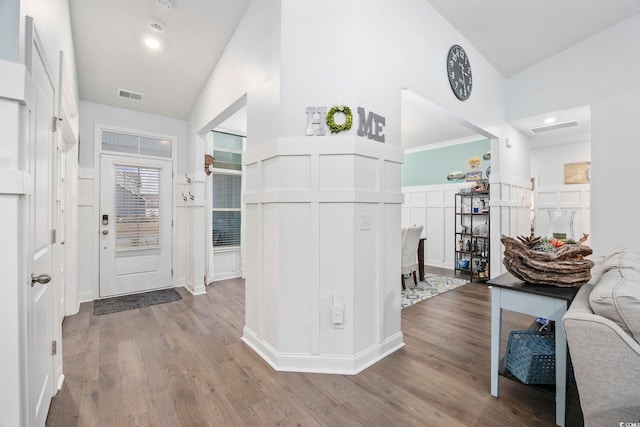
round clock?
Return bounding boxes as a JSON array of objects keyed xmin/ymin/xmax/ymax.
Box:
[{"xmin": 447, "ymin": 44, "xmax": 472, "ymax": 101}]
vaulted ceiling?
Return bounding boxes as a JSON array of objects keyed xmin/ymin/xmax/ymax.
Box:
[{"xmin": 69, "ymin": 0, "xmax": 640, "ymax": 145}]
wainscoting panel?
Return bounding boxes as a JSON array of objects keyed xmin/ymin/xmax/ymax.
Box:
[
  {"xmin": 242, "ymin": 136, "xmax": 405, "ymax": 374},
  {"xmin": 401, "ymin": 183, "xmax": 464, "ymax": 269},
  {"xmin": 535, "ymin": 184, "xmax": 590, "ymax": 243}
]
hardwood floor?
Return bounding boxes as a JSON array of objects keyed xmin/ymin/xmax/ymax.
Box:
[{"xmin": 47, "ymin": 268, "xmax": 583, "ymax": 426}]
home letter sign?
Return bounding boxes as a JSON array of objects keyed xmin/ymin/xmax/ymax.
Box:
[{"xmin": 305, "ymin": 105, "xmax": 386, "ymax": 142}]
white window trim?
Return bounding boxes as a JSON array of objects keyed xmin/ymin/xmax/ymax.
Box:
[{"xmin": 205, "ymin": 132, "xmax": 244, "ymax": 281}]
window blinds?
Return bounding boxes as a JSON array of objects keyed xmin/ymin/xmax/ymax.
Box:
[
  {"xmin": 211, "ymin": 173, "xmax": 241, "ymax": 247},
  {"xmin": 114, "ymin": 165, "xmax": 161, "ymax": 250}
]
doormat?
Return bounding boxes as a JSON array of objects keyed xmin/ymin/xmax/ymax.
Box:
[
  {"xmin": 401, "ymin": 274, "xmax": 468, "ymax": 309},
  {"xmin": 93, "ymin": 288, "xmax": 182, "ymax": 316}
]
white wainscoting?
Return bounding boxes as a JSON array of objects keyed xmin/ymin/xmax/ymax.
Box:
[
  {"xmin": 535, "ymin": 184, "xmax": 590, "ymax": 244},
  {"xmin": 401, "ymin": 184, "xmax": 459, "ymax": 270},
  {"xmin": 491, "ymin": 181, "xmax": 532, "ymax": 277},
  {"xmin": 77, "ymin": 168, "xmax": 97, "ymax": 303},
  {"xmin": 402, "ymin": 180, "xmax": 531, "ymax": 278},
  {"xmin": 212, "ymin": 248, "xmax": 242, "ymax": 281},
  {"xmin": 242, "ymin": 136, "xmax": 404, "ymax": 374}
]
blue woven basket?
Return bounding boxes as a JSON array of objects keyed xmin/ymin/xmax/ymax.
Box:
[{"xmin": 504, "ymin": 330, "xmax": 574, "ymax": 385}]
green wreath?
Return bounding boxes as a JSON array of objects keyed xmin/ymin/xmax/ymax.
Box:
[{"xmin": 326, "ymin": 105, "xmax": 353, "ymax": 133}]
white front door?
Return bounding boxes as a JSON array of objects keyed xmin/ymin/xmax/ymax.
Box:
[
  {"xmin": 27, "ymin": 18, "xmax": 56, "ymax": 426},
  {"xmin": 99, "ymin": 154, "xmax": 172, "ymax": 297}
]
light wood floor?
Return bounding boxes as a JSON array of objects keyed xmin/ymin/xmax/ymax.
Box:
[{"xmin": 47, "ymin": 268, "xmax": 583, "ymax": 426}]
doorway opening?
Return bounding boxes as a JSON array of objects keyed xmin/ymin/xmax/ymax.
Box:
[
  {"xmin": 97, "ymin": 127, "xmax": 176, "ymax": 298},
  {"xmin": 198, "ymin": 95, "xmax": 247, "ymax": 284},
  {"xmin": 400, "ymin": 88, "xmax": 497, "ymax": 279},
  {"xmin": 509, "ymin": 105, "xmax": 592, "ymax": 246}
]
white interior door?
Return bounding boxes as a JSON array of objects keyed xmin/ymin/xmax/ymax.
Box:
[
  {"xmin": 99, "ymin": 154, "xmax": 172, "ymax": 297},
  {"xmin": 27, "ymin": 18, "xmax": 56, "ymax": 427}
]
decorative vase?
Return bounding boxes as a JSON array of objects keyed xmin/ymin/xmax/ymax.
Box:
[{"xmin": 547, "ymin": 209, "xmax": 576, "ymax": 240}]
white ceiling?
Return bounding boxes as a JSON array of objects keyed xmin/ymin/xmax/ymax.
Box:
[
  {"xmin": 69, "ymin": 0, "xmax": 639, "ymax": 145},
  {"xmin": 508, "ymin": 105, "xmax": 591, "ymax": 149},
  {"xmin": 69, "ymin": 0, "xmax": 251, "ymax": 119},
  {"xmin": 401, "ymin": 90, "xmax": 479, "ymax": 149},
  {"xmin": 428, "ymin": 0, "xmax": 640, "ymax": 78}
]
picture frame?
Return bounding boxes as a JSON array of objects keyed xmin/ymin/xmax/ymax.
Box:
[
  {"xmin": 465, "ymin": 171, "xmax": 483, "ymax": 182},
  {"xmin": 564, "ymin": 162, "xmax": 590, "ymax": 184}
]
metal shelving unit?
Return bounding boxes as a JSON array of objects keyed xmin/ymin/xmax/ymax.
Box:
[{"xmin": 455, "ymin": 191, "xmax": 490, "ymax": 282}]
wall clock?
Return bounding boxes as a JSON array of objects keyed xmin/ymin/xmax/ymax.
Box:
[{"xmin": 447, "ymin": 44, "xmax": 472, "ymax": 101}]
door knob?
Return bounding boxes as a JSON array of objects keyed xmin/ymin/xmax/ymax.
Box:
[
  {"xmin": 102, "ymin": 230, "xmax": 109, "ymax": 235},
  {"xmin": 31, "ymin": 273, "xmax": 51, "ymax": 286}
]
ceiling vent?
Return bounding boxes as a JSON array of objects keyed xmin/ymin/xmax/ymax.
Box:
[
  {"xmin": 530, "ymin": 121, "xmax": 580, "ymax": 134},
  {"xmin": 156, "ymin": 0, "xmax": 173, "ymax": 9},
  {"xmin": 117, "ymin": 89, "xmax": 144, "ymax": 102}
]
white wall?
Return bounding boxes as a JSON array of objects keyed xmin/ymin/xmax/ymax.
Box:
[
  {"xmin": 21, "ymin": 0, "xmax": 80, "ymax": 104},
  {"xmin": 0, "ymin": 0, "xmax": 20, "ymax": 61},
  {"xmin": 530, "ymin": 141, "xmax": 591, "ymax": 243},
  {"xmin": 507, "ymin": 15, "xmax": 640, "ymax": 254},
  {"xmin": 531, "ymin": 141, "xmax": 590, "ymax": 186},
  {"xmin": 78, "ymin": 101, "xmax": 188, "ymax": 172},
  {"xmin": 402, "ymin": 184, "xmax": 461, "ymax": 270},
  {"xmin": 76, "ymin": 101, "xmax": 187, "ymax": 303},
  {"xmin": 187, "ymin": 0, "xmax": 535, "ymax": 373},
  {"xmin": 186, "ymin": 0, "xmax": 281, "ymax": 295},
  {"xmin": 0, "ymin": 0, "xmax": 78, "ymax": 425}
]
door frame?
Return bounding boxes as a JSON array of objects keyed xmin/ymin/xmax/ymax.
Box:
[
  {"xmin": 93, "ymin": 124, "xmax": 177, "ymax": 297},
  {"xmin": 98, "ymin": 154, "xmax": 173, "ymax": 297},
  {"xmin": 24, "ymin": 15, "xmax": 58, "ymax": 426}
]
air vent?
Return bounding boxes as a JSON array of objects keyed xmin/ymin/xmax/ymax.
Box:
[
  {"xmin": 530, "ymin": 121, "xmax": 579, "ymax": 134},
  {"xmin": 117, "ymin": 88, "xmax": 144, "ymax": 102},
  {"xmin": 156, "ymin": 0, "xmax": 173, "ymax": 9}
]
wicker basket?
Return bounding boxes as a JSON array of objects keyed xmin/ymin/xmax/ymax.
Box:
[{"xmin": 504, "ymin": 330, "xmax": 574, "ymax": 385}]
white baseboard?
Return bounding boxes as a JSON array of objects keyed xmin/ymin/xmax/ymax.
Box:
[
  {"xmin": 56, "ymin": 373, "xmax": 65, "ymax": 391},
  {"xmin": 241, "ymin": 327, "xmax": 404, "ymax": 375},
  {"xmin": 183, "ymin": 281, "xmax": 207, "ymax": 296},
  {"xmin": 426, "ymin": 260, "xmax": 452, "ymax": 270}
]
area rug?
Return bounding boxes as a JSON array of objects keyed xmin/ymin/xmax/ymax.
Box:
[
  {"xmin": 93, "ymin": 288, "xmax": 182, "ymax": 315},
  {"xmin": 401, "ymin": 274, "xmax": 469, "ymax": 309}
]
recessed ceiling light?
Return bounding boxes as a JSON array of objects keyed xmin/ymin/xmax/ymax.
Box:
[
  {"xmin": 544, "ymin": 117, "xmax": 557, "ymax": 124},
  {"xmin": 145, "ymin": 38, "xmax": 161, "ymax": 50}
]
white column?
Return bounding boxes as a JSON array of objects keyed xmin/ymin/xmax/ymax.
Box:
[{"xmin": 242, "ymin": 136, "xmax": 404, "ymax": 374}]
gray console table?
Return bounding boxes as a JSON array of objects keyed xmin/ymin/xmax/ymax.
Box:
[{"xmin": 488, "ymin": 272, "xmax": 579, "ymax": 427}]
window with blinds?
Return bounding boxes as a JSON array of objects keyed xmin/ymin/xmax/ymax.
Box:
[
  {"xmin": 210, "ymin": 131, "xmax": 243, "ymax": 249},
  {"xmin": 114, "ymin": 165, "xmax": 161, "ymax": 250},
  {"xmin": 212, "ymin": 173, "xmax": 241, "ymax": 247}
]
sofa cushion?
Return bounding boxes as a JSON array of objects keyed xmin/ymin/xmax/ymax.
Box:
[{"xmin": 589, "ymin": 248, "xmax": 640, "ymax": 343}]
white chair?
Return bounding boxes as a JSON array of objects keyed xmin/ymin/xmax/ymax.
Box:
[{"xmin": 401, "ymin": 225, "xmax": 424, "ymax": 289}]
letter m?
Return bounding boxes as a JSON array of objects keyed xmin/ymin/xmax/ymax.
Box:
[{"xmin": 357, "ymin": 107, "xmax": 374, "ymax": 138}]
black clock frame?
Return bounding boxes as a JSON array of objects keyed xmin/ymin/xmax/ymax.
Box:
[{"xmin": 447, "ymin": 44, "xmax": 472, "ymax": 101}]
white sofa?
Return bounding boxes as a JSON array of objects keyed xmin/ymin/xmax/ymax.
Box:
[{"xmin": 562, "ymin": 247, "xmax": 640, "ymax": 426}]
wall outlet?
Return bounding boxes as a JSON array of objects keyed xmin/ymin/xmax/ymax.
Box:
[
  {"xmin": 331, "ymin": 294, "xmax": 345, "ymax": 328},
  {"xmin": 360, "ymin": 214, "xmax": 372, "ymax": 231}
]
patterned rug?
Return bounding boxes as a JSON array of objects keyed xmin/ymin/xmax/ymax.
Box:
[{"xmin": 401, "ymin": 273, "xmax": 469, "ymax": 309}]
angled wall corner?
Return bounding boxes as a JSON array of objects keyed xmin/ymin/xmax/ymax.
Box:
[{"xmin": 242, "ymin": 136, "xmax": 404, "ymax": 374}]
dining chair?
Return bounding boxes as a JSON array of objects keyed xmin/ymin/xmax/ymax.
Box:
[{"xmin": 401, "ymin": 225, "xmax": 424, "ymax": 289}]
